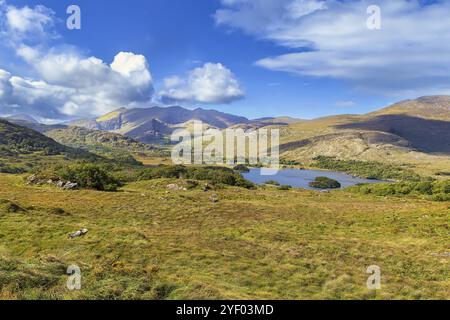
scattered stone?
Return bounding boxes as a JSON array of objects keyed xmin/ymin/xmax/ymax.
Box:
[
  {"xmin": 62, "ymin": 182, "xmax": 78, "ymax": 190},
  {"xmin": 27, "ymin": 174, "xmax": 38, "ymax": 185},
  {"xmin": 209, "ymin": 194, "xmax": 219, "ymax": 203},
  {"xmin": 56, "ymin": 180, "xmax": 65, "ymax": 188},
  {"xmin": 167, "ymin": 184, "xmax": 187, "ymax": 191},
  {"xmin": 202, "ymin": 183, "xmax": 212, "ymax": 192},
  {"xmin": 69, "ymin": 228, "xmax": 88, "ymax": 239},
  {"xmin": 47, "ymin": 179, "xmax": 54, "ymax": 185}
]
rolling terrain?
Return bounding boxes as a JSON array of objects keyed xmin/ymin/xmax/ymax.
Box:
[
  {"xmin": 3, "ymin": 95, "xmax": 450, "ymax": 176},
  {"xmin": 0, "ymin": 97, "xmax": 449, "ymax": 300},
  {"xmin": 278, "ymin": 96, "xmax": 450, "ymax": 176},
  {"xmin": 0, "ymin": 119, "xmax": 101, "ymax": 173},
  {"xmin": 0, "ymin": 174, "xmax": 448, "ymax": 299}
]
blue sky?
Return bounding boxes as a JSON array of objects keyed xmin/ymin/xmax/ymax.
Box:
[{"xmin": 0, "ymin": 0, "xmax": 449, "ymax": 122}]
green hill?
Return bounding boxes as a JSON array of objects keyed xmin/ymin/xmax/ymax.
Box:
[
  {"xmin": 0, "ymin": 119, "xmax": 71, "ymax": 156},
  {"xmin": 46, "ymin": 126, "xmax": 154, "ymax": 153},
  {"xmin": 0, "ymin": 119, "xmax": 100, "ymax": 173}
]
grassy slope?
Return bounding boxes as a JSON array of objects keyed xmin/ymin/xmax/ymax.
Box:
[
  {"xmin": 45, "ymin": 127, "xmax": 152, "ymax": 152},
  {"xmin": 0, "ymin": 120, "xmax": 101, "ymax": 172},
  {"xmin": 278, "ymin": 113, "xmax": 450, "ymax": 177},
  {"xmin": 0, "ymin": 174, "xmax": 448, "ymax": 300}
]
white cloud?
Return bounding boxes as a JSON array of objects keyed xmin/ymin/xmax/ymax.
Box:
[
  {"xmin": 0, "ymin": 51, "xmax": 154, "ymax": 119},
  {"xmin": 0, "ymin": 2, "xmax": 154, "ymax": 120},
  {"xmin": 4, "ymin": 3, "xmax": 55, "ymax": 42},
  {"xmin": 216, "ymin": 0, "xmax": 450, "ymax": 96},
  {"xmin": 159, "ymin": 63, "xmax": 244, "ymax": 104},
  {"xmin": 111, "ymin": 52, "xmax": 152, "ymax": 84}
]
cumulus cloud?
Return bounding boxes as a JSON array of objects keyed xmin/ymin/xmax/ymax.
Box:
[
  {"xmin": 0, "ymin": 1, "xmax": 56, "ymax": 44},
  {"xmin": 0, "ymin": 51, "xmax": 154, "ymax": 119},
  {"xmin": 0, "ymin": 2, "xmax": 154, "ymax": 121},
  {"xmin": 215, "ymin": 0, "xmax": 450, "ymax": 96},
  {"xmin": 159, "ymin": 63, "xmax": 244, "ymax": 104}
]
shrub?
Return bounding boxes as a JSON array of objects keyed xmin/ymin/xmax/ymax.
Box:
[
  {"xmin": 233, "ymin": 164, "xmax": 250, "ymax": 172},
  {"xmin": 279, "ymin": 185, "xmax": 292, "ymax": 191},
  {"xmin": 313, "ymin": 156, "xmax": 420, "ymax": 181},
  {"xmin": 280, "ymin": 159, "xmax": 302, "ymax": 166},
  {"xmin": 139, "ymin": 165, "xmax": 188, "ymax": 180},
  {"xmin": 0, "ymin": 165, "xmax": 26, "ymax": 174},
  {"xmin": 265, "ymin": 180, "xmax": 281, "ymax": 186},
  {"xmin": 138, "ymin": 165, "xmax": 255, "ymax": 189},
  {"xmin": 309, "ymin": 177, "xmax": 341, "ymax": 189},
  {"xmin": 58, "ymin": 163, "xmax": 122, "ymax": 191},
  {"xmin": 432, "ymin": 180, "xmax": 450, "ymax": 194},
  {"xmin": 350, "ymin": 180, "xmax": 450, "ymax": 201}
]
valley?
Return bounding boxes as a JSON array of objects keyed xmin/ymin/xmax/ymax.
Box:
[{"xmin": 0, "ymin": 95, "xmax": 449, "ymax": 300}]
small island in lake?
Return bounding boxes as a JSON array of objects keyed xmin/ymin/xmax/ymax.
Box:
[{"xmin": 309, "ymin": 177, "xmax": 342, "ymax": 189}]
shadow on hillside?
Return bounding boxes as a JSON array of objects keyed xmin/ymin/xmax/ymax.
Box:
[{"xmin": 336, "ymin": 115, "xmax": 450, "ymax": 155}]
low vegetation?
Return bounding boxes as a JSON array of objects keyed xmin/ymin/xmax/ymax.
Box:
[
  {"xmin": 313, "ymin": 156, "xmax": 421, "ymax": 181},
  {"xmin": 138, "ymin": 165, "xmax": 255, "ymax": 189},
  {"xmin": 0, "ymin": 173, "xmax": 448, "ymax": 299},
  {"xmin": 350, "ymin": 180, "xmax": 450, "ymax": 201},
  {"xmin": 233, "ymin": 164, "xmax": 250, "ymax": 172},
  {"xmin": 34, "ymin": 162, "xmax": 122, "ymax": 192},
  {"xmin": 309, "ymin": 177, "xmax": 342, "ymax": 189},
  {"xmin": 264, "ymin": 180, "xmax": 281, "ymax": 186}
]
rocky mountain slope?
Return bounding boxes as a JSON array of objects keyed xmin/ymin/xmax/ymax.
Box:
[
  {"xmin": 45, "ymin": 126, "xmax": 154, "ymax": 152},
  {"xmin": 70, "ymin": 106, "xmax": 252, "ymax": 143}
]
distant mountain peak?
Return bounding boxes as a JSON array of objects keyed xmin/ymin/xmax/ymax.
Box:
[
  {"xmin": 4, "ymin": 114, "xmax": 39, "ymax": 124},
  {"xmin": 71, "ymin": 105, "xmax": 250, "ymax": 143}
]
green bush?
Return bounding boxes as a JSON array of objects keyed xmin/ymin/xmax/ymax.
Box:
[
  {"xmin": 233, "ymin": 164, "xmax": 250, "ymax": 172},
  {"xmin": 265, "ymin": 180, "xmax": 281, "ymax": 186},
  {"xmin": 350, "ymin": 180, "xmax": 450, "ymax": 201},
  {"xmin": 313, "ymin": 156, "xmax": 421, "ymax": 181},
  {"xmin": 138, "ymin": 165, "xmax": 255, "ymax": 189},
  {"xmin": 0, "ymin": 165, "xmax": 26, "ymax": 174},
  {"xmin": 279, "ymin": 185, "xmax": 292, "ymax": 191},
  {"xmin": 309, "ymin": 177, "xmax": 341, "ymax": 189},
  {"xmin": 58, "ymin": 163, "xmax": 122, "ymax": 191},
  {"xmin": 280, "ymin": 159, "xmax": 302, "ymax": 166}
]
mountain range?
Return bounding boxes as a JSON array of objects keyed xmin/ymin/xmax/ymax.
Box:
[
  {"xmin": 68, "ymin": 106, "xmax": 302, "ymax": 143},
  {"xmin": 2, "ymin": 96, "xmax": 450, "ymax": 176}
]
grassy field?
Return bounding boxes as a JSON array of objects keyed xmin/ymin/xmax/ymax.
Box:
[{"xmin": 0, "ymin": 173, "xmax": 448, "ymax": 300}]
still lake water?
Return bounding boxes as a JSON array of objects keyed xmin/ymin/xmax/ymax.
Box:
[{"xmin": 242, "ymin": 168, "xmax": 384, "ymax": 190}]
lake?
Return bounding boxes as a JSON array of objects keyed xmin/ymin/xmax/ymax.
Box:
[{"xmin": 242, "ymin": 168, "xmax": 385, "ymax": 190}]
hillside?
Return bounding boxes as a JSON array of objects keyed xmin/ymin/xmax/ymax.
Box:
[
  {"xmin": 0, "ymin": 119, "xmax": 71, "ymax": 156},
  {"xmin": 371, "ymin": 96, "xmax": 450, "ymax": 121},
  {"xmin": 0, "ymin": 119, "xmax": 100, "ymax": 172},
  {"xmin": 3, "ymin": 114, "xmax": 39, "ymax": 123},
  {"xmin": 0, "ymin": 173, "xmax": 448, "ymax": 299},
  {"xmin": 46, "ymin": 126, "xmax": 154, "ymax": 152},
  {"xmin": 279, "ymin": 96, "xmax": 450, "ymax": 176}
]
